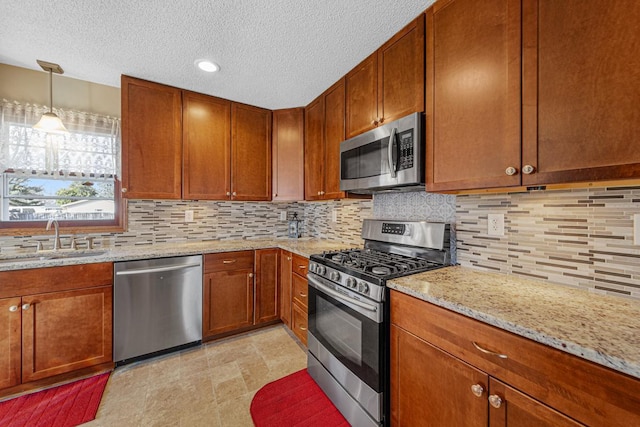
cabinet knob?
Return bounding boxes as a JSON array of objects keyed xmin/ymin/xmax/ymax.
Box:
[
  {"xmin": 378, "ymin": 117, "xmax": 384, "ymax": 124},
  {"xmin": 22, "ymin": 303, "xmax": 31, "ymax": 311},
  {"xmin": 248, "ymin": 273, "xmax": 254, "ymax": 278},
  {"xmin": 226, "ymin": 191, "xmax": 231, "ymax": 196},
  {"xmin": 317, "ymin": 191, "xmax": 321, "ymax": 196},
  {"xmin": 273, "ymin": 193, "xmax": 277, "ymax": 197},
  {"xmin": 287, "ymin": 257, "xmax": 292, "ymax": 261},
  {"xmin": 505, "ymin": 167, "xmax": 518, "ymax": 176},
  {"xmin": 9, "ymin": 305, "xmax": 18, "ymax": 312},
  {"xmin": 371, "ymin": 120, "xmax": 378, "ymax": 126},
  {"xmin": 121, "ymin": 188, "xmax": 127, "ymax": 193},
  {"xmin": 489, "ymin": 394, "xmax": 503, "ymax": 409},
  {"xmin": 232, "ymin": 192, "xmax": 237, "ymax": 196},
  {"xmin": 522, "ymin": 164, "xmax": 535, "ymax": 175},
  {"xmin": 320, "ymin": 191, "xmax": 325, "ymax": 195},
  {"xmin": 470, "ymin": 384, "xmax": 484, "ymax": 398}
]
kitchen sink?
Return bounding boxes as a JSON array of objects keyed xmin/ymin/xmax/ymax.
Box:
[{"xmin": 0, "ymin": 250, "xmax": 108, "ymax": 264}]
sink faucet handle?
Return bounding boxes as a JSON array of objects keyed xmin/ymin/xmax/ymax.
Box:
[
  {"xmin": 36, "ymin": 241, "xmax": 44, "ymax": 252},
  {"xmin": 70, "ymin": 237, "xmax": 78, "ymax": 250},
  {"xmin": 85, "ymin": 237, "xmax": 95, "ymax": 250}
]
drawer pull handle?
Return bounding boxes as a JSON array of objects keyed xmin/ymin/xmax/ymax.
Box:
[
  {"xmin": 489, "ymin": 394, "xmax": 503, "ymax": 409},
  {"xmin": 298, "ymin": 265, "xmax": 307, "ymax": 269},
  {"xmin": 472, "ymin": 341, "xmax": 508, "ymax": 359},
  {"xmin": 222, "ymin": 260, "xmax": 236, "ymax": 264},
  {"xmin": 299, "ymin": 293, "xmax": 307, "ymax": 298},
  {"xmin": 470, "ymin": 384, "xmax": 484, "ymax": 398},
  {"xmin": 299, "ymin": 326, "xmax": 307, "ymax": 331}
]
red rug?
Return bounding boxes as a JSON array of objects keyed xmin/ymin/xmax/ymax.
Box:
[
  {"xmin": 250, "ymin": 369, "xmax": 350, "ymax": 426},
  {"xmin": 0, "ymin": 373, "xmax": 110, "ymax": 427}
]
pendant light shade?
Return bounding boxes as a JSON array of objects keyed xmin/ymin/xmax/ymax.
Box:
[{"xmin": 33, "ymin": 60, "xmax": 68, "ymax": 134}]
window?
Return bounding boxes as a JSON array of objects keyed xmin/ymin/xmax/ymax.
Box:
[{"xmin": 0, "ymin": 99, "xmax": 123, "ymax": 230}]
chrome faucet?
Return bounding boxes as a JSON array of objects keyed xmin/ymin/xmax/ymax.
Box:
[{"xmin": 45, "ymin": 218, "xmax": 62, "ymax": 251}]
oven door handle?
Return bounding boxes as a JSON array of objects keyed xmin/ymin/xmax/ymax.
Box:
[{"xmin": 308, "ymin": 275, "xmax": 378, "ymax": 313}]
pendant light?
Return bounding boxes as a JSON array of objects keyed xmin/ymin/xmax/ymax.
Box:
[{"xmin": 33, "ymin": 59, "xmax": 68, "ymax": 134}]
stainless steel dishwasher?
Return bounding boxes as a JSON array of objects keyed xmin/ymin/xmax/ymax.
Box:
[{"xmin": 114, "ymin": 255, "xmax": 202, "ymax": 365}]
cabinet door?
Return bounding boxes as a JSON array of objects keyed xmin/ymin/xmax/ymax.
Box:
[
  {"xmin": 272, "ymin": 108, "xmax": 304, "ymax": 201},
  {"xmin": 183, "ymin": 91, "xmax": 231, "ymax": 200},
  {"xmin": 231, "ymin": 103, "xmax": 272, "ymax": 201},
  {"xmin": 390, "ymin": 324, "xmax": 488, "ymax": 426},
  {"xmin": 255, "ymin": 248, "xmax": 279, "ymax": 324},
  {"xmin": 291, "ymin": 302, "xmax": 308, "ymax": 346},
  {"xmin": 378, "ymin": 15, "xmax": 425, "ymax": 124},
  {"xmin": 121, "ymin": 76, "xmax": 182, "ymax": 199},
  {"xmin": 345, "ymin": 53, "xmax": 378, "ymax": 138},
  {"xmin": 489, "ymin": 378, "xmax": 582, "ymax": 427},
  {"xmin": 304, "ymin": 95, "xmax": 325, "ymax": 200},
  {"xmin": 0, "ymin": 297, "xmax": 21, "ymax": 390},
  {"xmin": 323, "ymin": 78, "xmax": 346, "ymax": 200},
  {"xmin": 279, "ymin": 250, "xmax": 293, "ymax": 327},
  {"xmin": 203, "ymin": 270, "xmax": 254, "ymax": 338},
  {"xmin": 426, "ymin": 0, "xmax": 522, "ymax": 192},
  {"xmin": 522, "ymin": 0, "xmax": 640, "ymax": 186},
  {"xmin": 21, "ymin": 286, "xmax": 113, "ymax": 383}
]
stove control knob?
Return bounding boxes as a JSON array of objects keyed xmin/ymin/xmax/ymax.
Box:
[
  {"xmin": 358, "ymin": 282, "xmax": 369, "ymax": 293},
  {"xmin": 330, "ymin": 271, "xmax": 341, "ymax": 281},
  {"xmin": 346, "ymin": 278, "xmax": 357, "ymax": 288},
  {"xmin": 309, "ymin": 263, "xmax": 317, "ymax": 273},
  {"xmin": 317, "ymin": 265, "xmax": 326, "ymax": 275}
]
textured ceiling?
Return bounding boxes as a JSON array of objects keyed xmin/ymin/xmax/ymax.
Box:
[{"xmin": 0, "ymin": 0, "xmax": 437, "ymax": 110}]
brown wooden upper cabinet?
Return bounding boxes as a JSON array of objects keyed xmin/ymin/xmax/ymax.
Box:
[
  {"xmin": 122, "ymin": 75, "xmax": 272, "ymax": 200},
  {"xmin": 183, "ymin": 91, "xmax": 231, "ymax": 200},
  {"xmin": 345, "ymin": 15, "xmax": 425, "ymax": 139},
  {"xmin": 231, "ymin": 103, "xmax": 272, "ymax": 201},
  {"xmin": 272, "ymin": 108, "xmax": 304, "ymax": 201},
  {"xmin": 426, "ymin": 0, "xmax": 640, "ymax": 192},
  {"xmin": 305, "ymin": 79, "xmax": 346, "ymax": 200},
  {"xmin": 121, "ymin": 76, "xmax": 183, "ymax": 199}
]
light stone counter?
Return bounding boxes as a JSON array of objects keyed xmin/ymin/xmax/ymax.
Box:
[
  {"xmin": 0, "ymin": 238, "xmax": 349, "ymax": 272},
  {"xmin": 388, "ymin": 265, "xmax": 640, "ymax": 380}
]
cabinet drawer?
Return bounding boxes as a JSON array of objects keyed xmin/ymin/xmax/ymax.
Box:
[
  {"xmin": 291, "ymin": 254, "xmax": 308, "ymax": 278},
  {"xmin": 204, "ymin": 251, "xmax": 254, "ymax": 273},
  {"xmin": 291, "ymin": 302, "xmax": 308, "ymax": 346},
  {"xmin": 292, "ymin": 273, "xmax": 308, "ymax": 309},
  {"xmin": 390, "ymin": 290, "xmax": 640, "ymax": 427}
]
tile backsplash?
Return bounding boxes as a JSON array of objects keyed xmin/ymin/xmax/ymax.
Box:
[
  {"xmin": 457, "ymin": 186, "xmax": 640, "ymax": 300},
  {"xmin": 3, "ymin": 186, "xmax": 640, "ymax": 301}
]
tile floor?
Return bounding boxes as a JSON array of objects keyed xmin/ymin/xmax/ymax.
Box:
[{"xmin": 83, "ymin": 325, "xmax": 307, "ymax": 426}]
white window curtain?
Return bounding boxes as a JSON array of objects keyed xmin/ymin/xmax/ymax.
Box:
[{"xmin": 0, "ymin": 99, "xmax": 120, "ymax": 179}]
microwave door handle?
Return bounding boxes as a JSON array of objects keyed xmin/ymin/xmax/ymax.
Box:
[{"xmin": 388, "ymin": 127, "xmax": 398, "ymax": 178}]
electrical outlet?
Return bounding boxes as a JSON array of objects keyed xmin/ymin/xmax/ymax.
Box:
[
  {"xmin": 487, "ymin": 213, "xmax": 504, "ymax": 236},
  {"xmin": 184, "ymin": 210, "xmax": 194, "ymax": 222},
  {"xmin": 634, "ymin": 214, "xmax": 640, "ymax": 245},
  {"xmin": 280, "ymin": 211, "xmax": 287, "ymax": 221},
  {"xmin": 331, "ymin": 209, "xmax": 338, "ymax": 223}
]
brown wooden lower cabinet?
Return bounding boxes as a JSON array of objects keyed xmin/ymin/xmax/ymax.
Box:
[
  {"xmin": 203, "ymin": 249, "xmax": 279, "ymax": 340},
  {"xmin": 0, "ymin": 263, "xmax": 113, "ymax": 394},
  {"xmin": 391, "ymin": 290, "xmax": 640, "ymax": 427},
  {"xmin": 279, "ymin": 250, "xmax": 293, "ymax": 327}
]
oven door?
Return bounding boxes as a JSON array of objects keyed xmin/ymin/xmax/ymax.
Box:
[{"xmin": 307, "ymin": 273, "xmax": 384, "ymax": 393}]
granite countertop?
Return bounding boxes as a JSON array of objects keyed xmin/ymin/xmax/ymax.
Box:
[
  {"xmin": 0, "ymin": 238, "xmax": 348, "ymax": 272},
  {"xmin": 388, "ymin": 265, "xmax": 640, "ymax": 380}
]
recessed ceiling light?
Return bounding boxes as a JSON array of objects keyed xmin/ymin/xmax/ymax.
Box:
[{"xmin": 195, "ymin": 59, "xmax": 220, "ymax": 73}]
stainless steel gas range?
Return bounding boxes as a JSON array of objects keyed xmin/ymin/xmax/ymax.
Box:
[{"xmin": 306, "ymin": 219, "xmax": 451, "ymax": 427}]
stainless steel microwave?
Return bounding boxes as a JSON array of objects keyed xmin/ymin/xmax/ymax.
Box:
[{"xmin": 339, "ymin": 112, "xmax": 424, "ymax": 194}]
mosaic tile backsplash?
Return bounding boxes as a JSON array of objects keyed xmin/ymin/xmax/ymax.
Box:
[{"xmin": 457, "ymin": 186, "xmax": 640, "ymax": 300}]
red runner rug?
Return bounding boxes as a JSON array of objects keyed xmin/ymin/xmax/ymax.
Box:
[
  {"xmin": 0, "ymin": 372, "xmax": 110, "ymax": 427},
  {"xmin": 250, "ymin": 369, "xmax": 350, "ymax": 426}
]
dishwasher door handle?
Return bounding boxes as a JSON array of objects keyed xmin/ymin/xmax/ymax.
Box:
[{"xmin": 115, "ymin": 263, "xmax": 201, "ymax": 276}]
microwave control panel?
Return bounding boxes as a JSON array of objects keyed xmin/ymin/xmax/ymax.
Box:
[{"xmin": 398, "ymin": 129, "xmax": 414, "ymax": 171}]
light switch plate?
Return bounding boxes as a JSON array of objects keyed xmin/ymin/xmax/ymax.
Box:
[
  {"xmin": 280, "ymin": 211, "xmax": 287, "ymax": 221},
  {"xmin": 634, "ymin": 214, "xmax": 640, "ymax": 245},
  {"xmin": 184, "ymin": 210, "xmax": 194, "ymax": 222},
  {"xmin": 487, "ymin": 213, "xmax": 505, "ymax": 236},
  {"xmin": 331, "ymin": 209, "xmax": 338, "ymax": 223}
]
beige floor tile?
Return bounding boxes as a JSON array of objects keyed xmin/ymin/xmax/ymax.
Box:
[{"xmin": 85, "ymin": 325, "xmax": 306, "ymax": 426}]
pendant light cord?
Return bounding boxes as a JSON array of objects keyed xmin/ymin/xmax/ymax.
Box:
[{"xmin": 48, "ymin": 69, "xmax": 53, "ymax": 113}]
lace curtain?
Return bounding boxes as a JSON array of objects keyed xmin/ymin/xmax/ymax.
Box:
[{"xmin": 0, "ymin": 99, "xmax": 120, "ymax": 178}]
